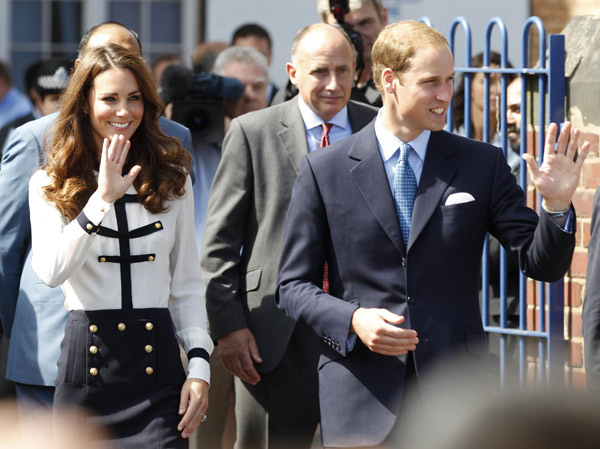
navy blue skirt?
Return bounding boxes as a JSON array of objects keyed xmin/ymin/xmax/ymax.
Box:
[{"xmin": 54, "ymin": 308, "xmax": 187, "ymax": 448}]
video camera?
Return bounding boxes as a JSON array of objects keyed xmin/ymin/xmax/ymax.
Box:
[
  {"xmin": 160, "ymin": 65, "xmax": 244, "ymax": 146},
  {"xmin": 329, "ymin": 0, "xmax": 364, "ymax": 77}
]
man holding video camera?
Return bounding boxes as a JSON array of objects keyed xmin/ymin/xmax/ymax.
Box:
[{"xmin": 318, "ymin": 0, "xmax": 388, "ymax": 107}]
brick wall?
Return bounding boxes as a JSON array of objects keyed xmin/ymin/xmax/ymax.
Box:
[
  {"xmin": 567, "ymin": 131, "xmax": 600, "ymax": 387},
  {"xmin": 522, "ymin": 125, "xmax": 598, "ymax": 388},
  {"xmin": 526, "ymin": 3, "xmax": 600, "ymax": 389},
  {"xmin": 531, "ymin": 0, "xmax": 600, "ymax": 34}
]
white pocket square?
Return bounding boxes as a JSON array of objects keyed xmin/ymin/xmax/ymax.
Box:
[{"xmin": 445, "ymin": 192, "xmax": 475, "ymax": 206}]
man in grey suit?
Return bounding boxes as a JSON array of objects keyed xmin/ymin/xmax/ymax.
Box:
[
  {"xmin": 0, "ymin": 22, "xmax": 192, "ymax": 414},
  {"xmin": 201, "ymin": 23, "xmax": 377, "ymax": 449}
]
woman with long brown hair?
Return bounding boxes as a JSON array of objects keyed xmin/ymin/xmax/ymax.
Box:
[{"xmin": 28, "ymin": 43, "xmax": 212, "ymax": 448}]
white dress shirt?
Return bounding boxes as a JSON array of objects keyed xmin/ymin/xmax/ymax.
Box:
[{"xmin": 28, "ymin": 171, "xmax": 213, "ymax": 382}]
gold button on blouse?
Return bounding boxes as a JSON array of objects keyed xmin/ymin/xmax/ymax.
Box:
[
  {"xmin": 148, "ymin": 255, "xmax": 155, "ymax": 262},
  {"xmin": 145, "ymin": 322, "xmax": 154, "ymax": 331},
  {"xmin": 99, "ymin": 257, "xmax": 106, "ymax": 263},
  {"xmin": 155, "ymin": 222, "xmax": 162, "ymax": 229},
  {"xmin": 89, "ymin": 345, "xmax": 98, "ymax": 354},
  {"xmin": 145, "ymin": 367, "xmax": 154, "ymax": 375},
  {"xmin": 100, "ymin": 207, "xmax": 105, "ymax": 212},
  {"xmin": 117, "ymin": 323, "xmax": 126, "ymax": 331},
  {"xmin": 86, "ymin": 223, "xmax": 93, "ymax": 231},
  {"xmin": 89, "ymin": 324, "xmax": 98, "ymax": 333},
  {"xmin": 145, "ymin": 345, "xmax": 153, "ymax": 353},
  {"xmin": 90, "ymin": 367, "xmax": 99, "ymax": 376}
]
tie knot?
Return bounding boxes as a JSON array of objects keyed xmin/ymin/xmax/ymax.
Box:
[{"xmin": 400, "ymin": 143, "xmax": 412, "ymax": 164}]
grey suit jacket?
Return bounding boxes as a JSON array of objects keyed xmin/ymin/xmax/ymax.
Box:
[
  {"xmin": 200, "ymin": 97, "xmax": 377, "ymax": 373},
  {"xmin": 0, "ymin": 112, "xmax": 192, "ymax": 386}
]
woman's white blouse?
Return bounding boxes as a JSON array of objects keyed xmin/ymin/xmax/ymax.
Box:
[{"xmin": 29, "ymin": 170, "xmax": 213, "ymax": 382}]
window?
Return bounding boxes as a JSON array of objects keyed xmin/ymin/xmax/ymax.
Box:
[
  {"xmin": 107, "ymin": 0, "xmax": 184, "ymax": 67},
  {"xmin": 1, "ymin": 0, "xmax": 198, "ymax": 92},
  {"xmin": 9, "ymin": 0, "xmax": 82, "ymax": 91}
]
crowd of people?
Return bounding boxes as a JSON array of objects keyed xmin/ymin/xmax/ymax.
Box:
[{"xmin": 0, "ymin": 1, "xmax": 596, "ymax": 448}]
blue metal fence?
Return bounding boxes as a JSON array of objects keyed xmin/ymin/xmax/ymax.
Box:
[{"xmin": 442, "ymin": 16, "xmax": 566, "ymax": 388}]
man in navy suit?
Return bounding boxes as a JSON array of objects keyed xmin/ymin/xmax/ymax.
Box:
[
  {"xmin": 0, "ymin": 22, "xmax": 191, "ymax": 414},
  {"xmin": 277, "ymin": 21, "xmax": 589, "ymax": 447}
]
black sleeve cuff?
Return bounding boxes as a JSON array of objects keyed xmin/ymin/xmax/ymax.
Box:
[
  {"xmin": 76, "ymin": 211, "xmax": 99, "ymax": 234},
  {"xmin": 187, "ymin": 348, "xmax": 210, "ymax": 363}
]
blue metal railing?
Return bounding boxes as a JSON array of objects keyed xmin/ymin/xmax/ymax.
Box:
[{"xmin": 445, "ymin": 16, "xmax": 566, "ymax": 388}]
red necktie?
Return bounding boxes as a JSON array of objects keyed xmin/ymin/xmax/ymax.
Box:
[
  {"xmin": 320, "ymin": 123, "xmax": 333, "ymax": 148},
  {"xmin": 320, "ymin": 123, "xmax": 332, "ymax": 293}
]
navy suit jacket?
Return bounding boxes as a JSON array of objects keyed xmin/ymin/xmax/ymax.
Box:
[
  {"xmin": 277, "ymin": 123, "xmax": 575, "ymax": 447},
  {"xmin": 0, "ymin": 112, "xmax": 192, "ymax": 386}
]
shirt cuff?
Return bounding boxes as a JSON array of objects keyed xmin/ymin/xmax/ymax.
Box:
[
  {"xmin": 347, "ymin": 333, "xmax": 357, "ymax": 351},
  {"xmin": 80, "ymin": 191, "xmax": 113, "ymax": 227},
  {"xmin": 187, "ymin": 357, "xmax": 210, "ymax": 384},
  {"xmin": 546, "ymin": 207, "xmax": 575, "ymax": 233}
]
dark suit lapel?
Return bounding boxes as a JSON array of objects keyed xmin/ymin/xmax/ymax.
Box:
[
  {"xmin": 408, "ymin": 131, "xmax": 457, "ymax": 251},
  {"xmin": 347, "ymin": 100, "xmax": 376, "ymax": 133},
  {"xmin": 276, "ymin": 97, "xmax": 309, "ymax": 174},
  {"xmin": 349, "ymin": 124, "xmax": 405, "ymax": 255}
]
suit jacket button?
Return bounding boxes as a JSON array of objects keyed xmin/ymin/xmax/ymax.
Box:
[
  {"xmin": 145, "ymin": 345, "xmax": 153, "ymax": 353},
  {"xmin": 407, "ymin": 296, "xmax": 415, "ymax": 304},
  {"xmin": 89, "ymin": 367, "xmax": 98, "ymax": 376},
  {"xmin": 118, "ymin": 323, "xmax": 126, "ymax": 331},
  {"xmin": 145, "ymin": 322, "xmax": 154, "ymax": 331},
  {"xmin": 145, "ymin": 366, "xmax": 154, "ymax": 375},
  {"xmin": 89, "ymin": 324, "xmax": 98, "ymax": 333},
  {"xmin": 401, "ymin": 258, "xmax": 406, "ymax": 267},
  {"xmin": 89, "ymin": 345, "xmax": 98, "ymax": 355}
]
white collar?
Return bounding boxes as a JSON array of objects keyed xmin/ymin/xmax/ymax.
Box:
[{"xmin": 374, "ymin": 110, "xmax": 430, "ymax": 163}]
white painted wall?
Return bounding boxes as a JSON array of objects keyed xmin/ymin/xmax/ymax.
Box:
[
  {"xmin": 386, "ymin": 0, "xmax": 531, "ymax": 68},
  {"xmin": 205, "ymin": 0, "xmax": 532, "ymax": 86},
  {"xmin": 205, "ymin": 0, "xmax": 320, "ymax": 87}
]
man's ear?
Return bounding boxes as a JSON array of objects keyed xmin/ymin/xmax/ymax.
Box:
[
  {"xmin": 381, "ymin": 68, "xmax": 397, "ymax": 93},
  {"xmin": 286, "ymin": 62, "xmax": 298, "ymax": 86},
  {"xmin": 380, "ymin": 6, "xmax": 389, "ymax": 26}
]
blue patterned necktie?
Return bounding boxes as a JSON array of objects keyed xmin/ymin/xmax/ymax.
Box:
[{"xmin": 393, "ymin": 143, "xmax": 417, "ymax": 248}]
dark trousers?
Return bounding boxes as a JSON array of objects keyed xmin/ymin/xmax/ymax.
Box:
[
  {"xmin": 0, "ymin": 332, "xmax": 16, "ymax": 398},
  {"xmin": 234, "ymin": 323, "xmax": 321, "ymax": 449}
]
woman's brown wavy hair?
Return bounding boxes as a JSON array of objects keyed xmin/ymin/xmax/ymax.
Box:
[{"xmin": 43, "ymin": 43, "xmax": 191, "ymax": 220}]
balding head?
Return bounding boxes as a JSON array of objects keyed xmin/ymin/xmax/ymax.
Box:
[
  {"xmin": 79, "ymin": 23, "xmax": 141, "ymax": 58},
  {"xmin": 286, "ymin": 23, "xmax": 355, "ymax": 121},
  {"xmin": 290, "ymin": 23, "xmax": 354, "ymax": 63}
]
